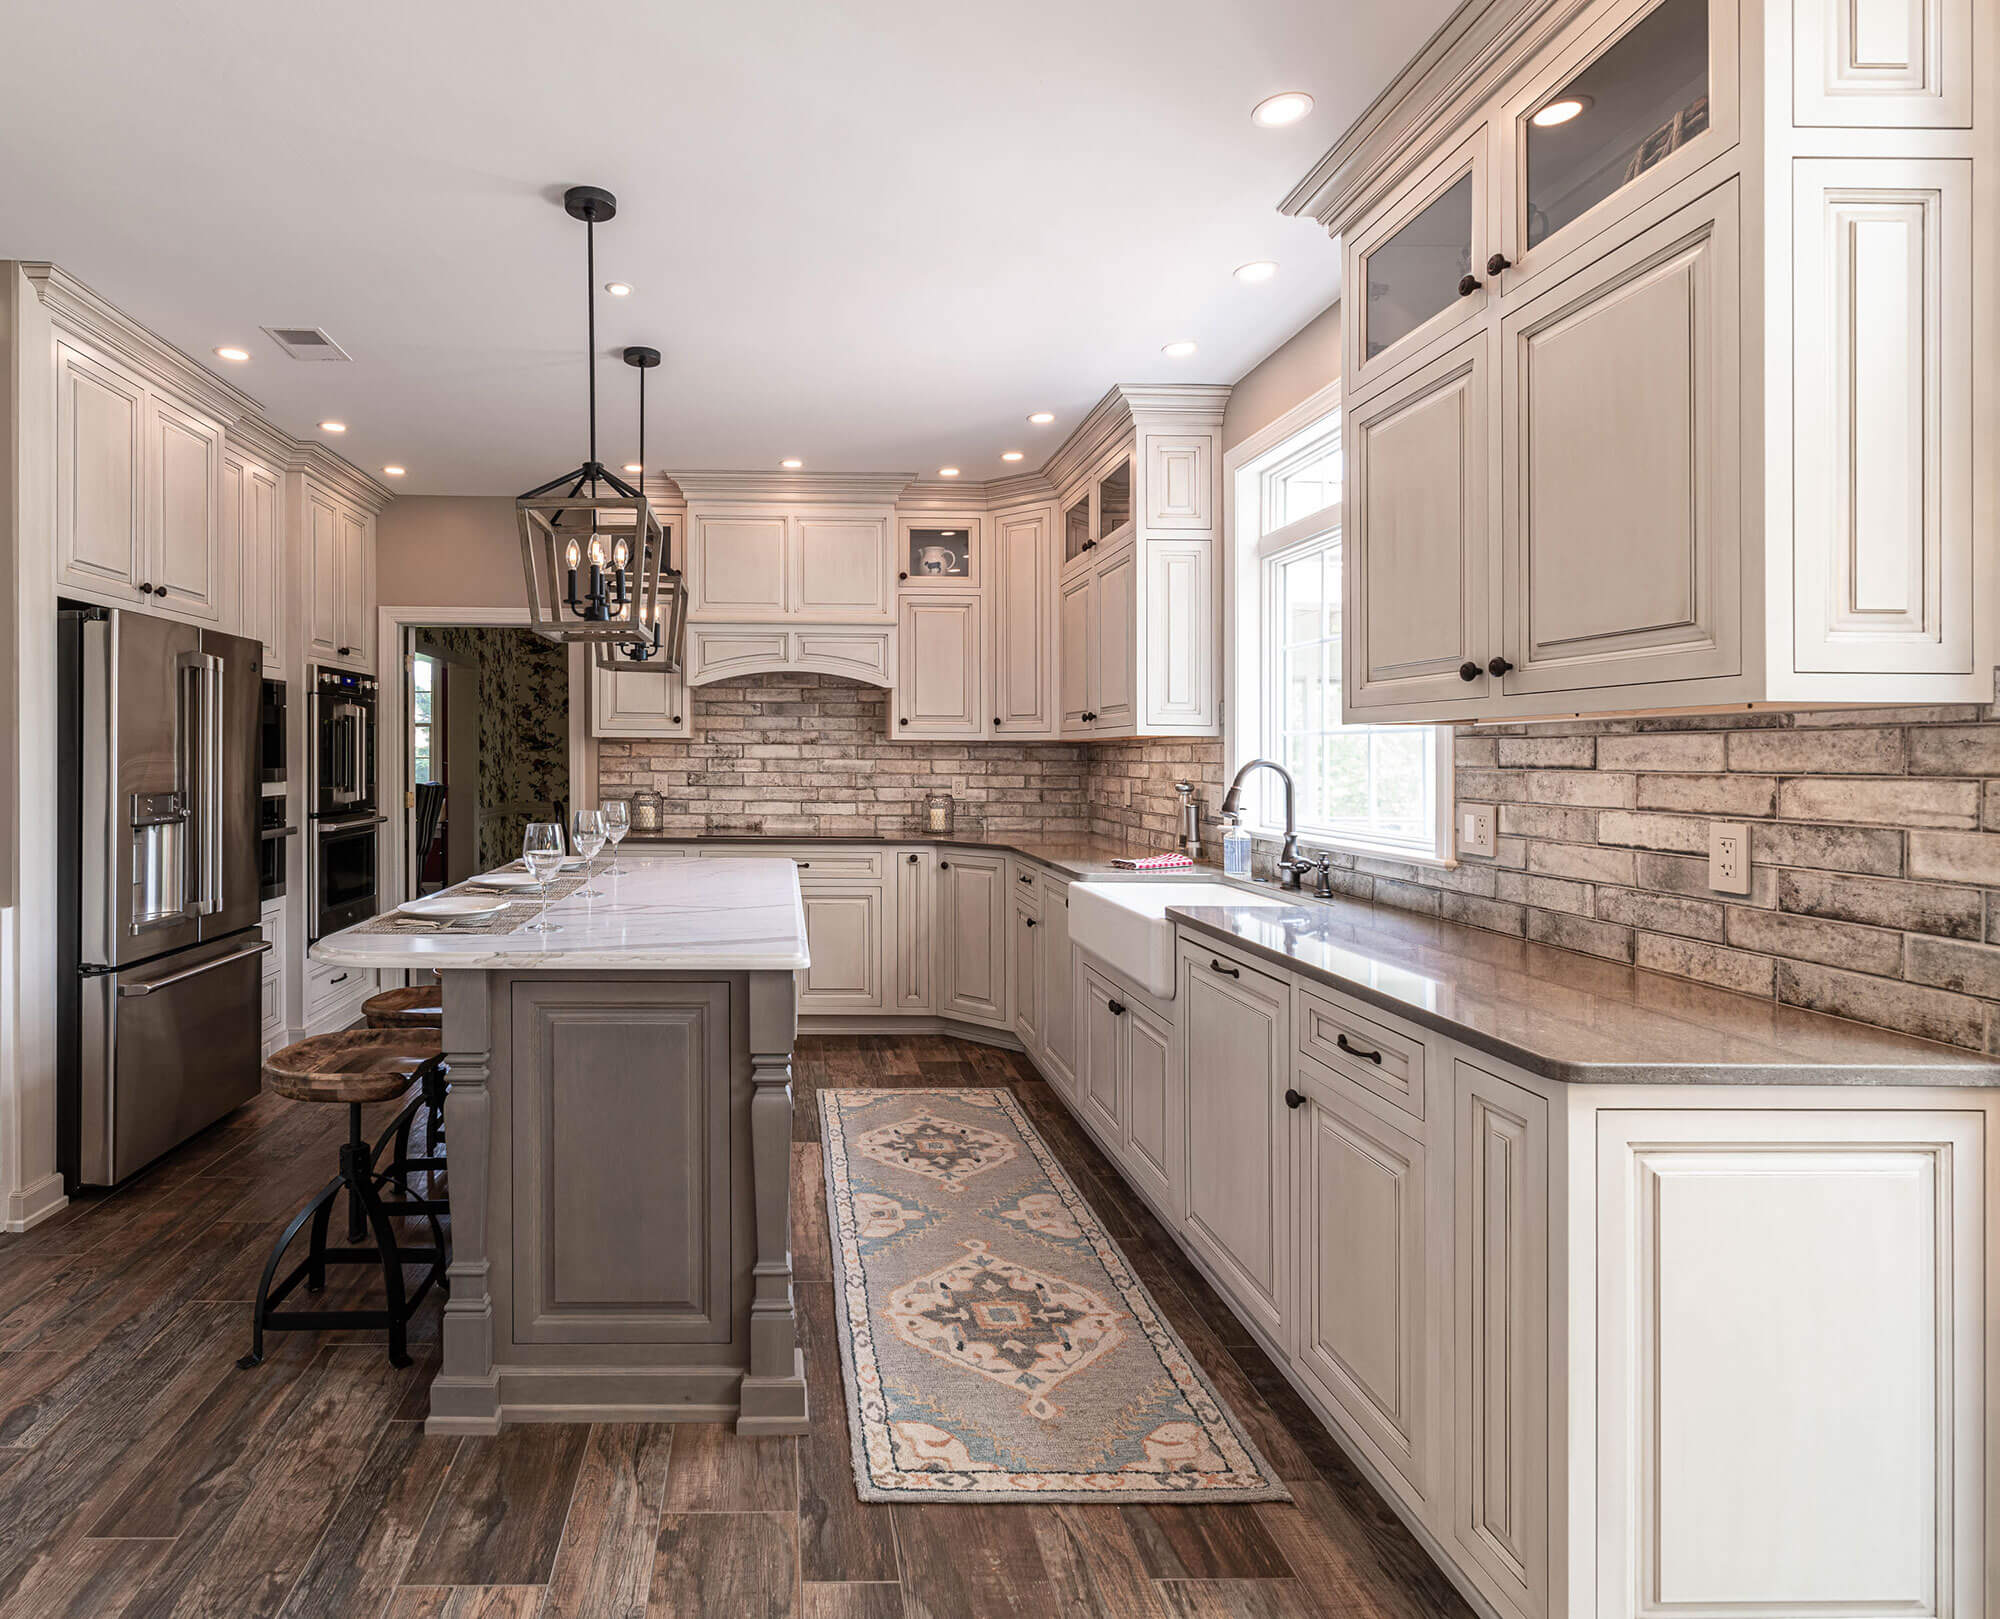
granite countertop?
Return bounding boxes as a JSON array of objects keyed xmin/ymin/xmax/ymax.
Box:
[
  {"xmin": 1167, "ymin": 896, "xmax": 2000, "ymax": 1086},
  {"xmin": 625, "ymin": 832, "xmax": 1179, "ymax": 881},
  {"xmin": 313, "ymin": 857, "xmax": 810, "ymax": 972}
]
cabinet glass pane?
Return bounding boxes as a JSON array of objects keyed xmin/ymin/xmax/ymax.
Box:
[
  {"xmin": 907, "ymin": 526, "xmax": 971, "ymax": 579},
  {"xmin": 1363, "ymin": 175, "xmax": 1475, "ymax": 361},
  {"xmin": 1097, "ymin": 461, "xmax": 1132, "ymax": 537},
  {"xmin": 1064, "ymin": 496, "xmax": 1091, "ymax": 563},
  {"xmin": 1525, "ymin": 0, "xmax": 1708, "ymax": 250}
]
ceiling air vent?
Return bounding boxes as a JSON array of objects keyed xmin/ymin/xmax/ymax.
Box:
[{"xmin": 261, "ymin": 325, "xmax": 352, "ymax": 361}]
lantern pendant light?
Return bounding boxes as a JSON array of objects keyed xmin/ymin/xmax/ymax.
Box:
[
  {"xmin": 516, "ymin": 185, "xmax": 685, "ymax": 670},
  {"xmin": 593, "ymin": 346, "xmax": 688, "ymax": 671}
]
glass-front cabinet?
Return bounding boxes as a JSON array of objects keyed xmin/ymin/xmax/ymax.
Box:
[
  {"xmin": 1344, "ymin": 128, "xmax": 1488, "ymax": 395},
  {"xmin": 898, "ymin": 517, "xmax": 980, "ymax": 588},
  {"xmin": 1497, "ymin": 0, "xmax": 1730, "ymax": 288},
  {"xmin": 1063, "ymin": 492, "xmax": 1092, "ymax": 568},
  {"xmin": 1096, "ymin": 458, "xmax": 1132, "ymax": 543}
]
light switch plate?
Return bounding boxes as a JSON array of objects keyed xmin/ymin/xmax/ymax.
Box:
[
  {"xmin": 1709, "ymin": 821, "xmax": 1751, "ymax": 894},
  {"xmin": 1459, "ymin": 804, "xmax": 1496, "ymax": 859}
]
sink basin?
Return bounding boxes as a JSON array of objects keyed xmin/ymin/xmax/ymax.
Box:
[{"xmin": 1068, "ymin": 881, "xmax": 1290, "ymax": 998}]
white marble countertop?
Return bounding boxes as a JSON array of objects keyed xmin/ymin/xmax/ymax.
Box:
[{"xmin": 312, "ymin": 857, "xmax": 810, "ymax": 972}]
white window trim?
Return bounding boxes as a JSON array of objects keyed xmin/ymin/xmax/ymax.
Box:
[{"xmin": 1223, "ymin": 380, "xmax": 1457, "ymax": 868}]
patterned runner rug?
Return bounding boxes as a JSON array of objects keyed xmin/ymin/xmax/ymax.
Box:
[{"xmin": 820, "ymin": 1088, "xmax": 1290, "ymax": 1502}]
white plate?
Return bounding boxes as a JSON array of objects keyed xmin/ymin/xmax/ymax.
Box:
[
  {"xmin": 398, "ymin": 894, "xmax": 509, "ymax": 919},
  {"xmin": 465, "ymin": 870, "xmax": 546, "ymax": 890}
]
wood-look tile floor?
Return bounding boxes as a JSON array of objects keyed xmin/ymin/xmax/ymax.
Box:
[{"xmin": 0, "ymin": 1035, "xmax": 1475, "ymax": 1619}]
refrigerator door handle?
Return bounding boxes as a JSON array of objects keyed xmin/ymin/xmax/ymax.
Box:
[
  {"xmin": 193, "ymin": 653, "xmax": 225, "ymax": 915},
  {"xmin": 117, "ymin": 937, "xmax": 270, "ymax": 995}
]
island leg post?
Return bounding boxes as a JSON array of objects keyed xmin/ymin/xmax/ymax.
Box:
[
  {"xmin": 737, "ymin": 969, "xmax": 810, "ymax": 1434},
  {"xmin": 427, "ymin": 972, "xmax": 501, "ymax": 1435}
]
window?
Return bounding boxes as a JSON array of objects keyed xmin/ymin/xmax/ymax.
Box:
[
  {"xmin": 412, "ymin": 654, "xmax": 440, "ymax": 786},
  {"xmin": 1229, "ymin": 403, "xmax": 1452, "ymax": 862}
]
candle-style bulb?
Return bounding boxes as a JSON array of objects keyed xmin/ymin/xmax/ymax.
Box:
[
  {"xmin": 588, "ymin": 536, "xmax": 607, "ymax": 569},
  {"xmin": 564, "ymin": 539, "xmax": 581, "ymax": 570},
  {"xmin": 612, "ymin": 537, "xmax": 629, "ymax": 569}
]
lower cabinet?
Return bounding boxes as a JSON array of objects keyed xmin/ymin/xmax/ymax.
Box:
[
  {"xmin": 1011, "ymin": 888, "xmax": 1041, "ymax": 1049},
  {"xmin": 939, "ymin": 853, "xmax": 1008, "ymax": 1024},
  {"xmin": 1038, "ymin": 879, "xmax": 1076, "ymax": 1095},
  {"xmin": 893, "ymin": 848, "xmax": 934, "ymax": 1012},
  {"xmin": 1178, "ymin": 940, "xmax": 1290, "ymax": 1344},
  {"xmin": 1118, "ymin": 996, "xmax": 1177, "ymax": 1211},
  {"xmin": 1293, "ymin": 1060, "xmax": 1434, "ymax": 1508},
  {"xmin": 795, "ymin": 881, "xmax": 888, "ymax": 1013},
  {"xmin": 1077, "ymin": 965, "xmax": 1127, "ymax": 1146}
]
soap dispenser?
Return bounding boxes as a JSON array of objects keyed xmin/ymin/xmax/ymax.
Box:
[{"xmin": 1221, "ymin": 812, "xmax": 1252, "ymax": 879}]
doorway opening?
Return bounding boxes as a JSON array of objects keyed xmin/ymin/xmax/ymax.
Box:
[{"xmin": 403, "ymin": 625, "xmax": 571, "ymax": 895}]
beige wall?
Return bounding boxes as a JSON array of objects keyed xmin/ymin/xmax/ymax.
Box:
[
  {"xmin": 1221, "ymin": 298, "xmax": 1342, "ymax": 452},
  {"xmin": 376, "ymin": 495, "xmax": 526, "ymax": 610}
]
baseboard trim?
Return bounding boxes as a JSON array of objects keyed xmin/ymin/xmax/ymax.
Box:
[
  {"xmin": 5, "ymin": 1171, "xmax": 69, "ymax": 1233},
  {"xmin": 799, "ymin": 1015, "xmax": 1026, "ymax": 1052}
]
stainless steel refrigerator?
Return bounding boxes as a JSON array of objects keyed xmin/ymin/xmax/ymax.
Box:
[{"xmin": 59, "ymin": 607, "xmax": 268, "ymax": 1188}]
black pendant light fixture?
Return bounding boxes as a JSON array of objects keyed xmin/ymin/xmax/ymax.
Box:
[{"xmin": 516, "ymin": 184, "xmax": 685, "ymax": 671}]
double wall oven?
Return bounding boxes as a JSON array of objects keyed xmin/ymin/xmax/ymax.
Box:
[{"xmin": 309, "ymin": 666, "xmax": 384, "ymax": 938}]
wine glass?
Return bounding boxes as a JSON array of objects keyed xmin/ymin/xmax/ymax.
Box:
[
  {"xmin": 571, "ymin": 809, "xmax": 607, "ymax": 898},
  {"xmin": 522, "ymin": 822, "xmax": 564, "ymax": 934},
  {"xmin": 600, "ymin": 799, "xmax": 631, "ymax": 873}
]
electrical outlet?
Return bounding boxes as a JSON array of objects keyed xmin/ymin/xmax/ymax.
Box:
[
  {"xmin": 1459, "ymin": 804, "xmax": 1496, "ymax": 859},
  {"xmin": 1709, "ymin": 821, "xmax": 1751, "ymax": 895}
]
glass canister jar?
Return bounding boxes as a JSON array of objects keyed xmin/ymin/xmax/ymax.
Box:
[
  {"xmin": 631, "ymin": 788, "xmax": 662, "ymax": 833},
  {"xmin": 923, "ymin": 792, "xmax": 954, "ymax": 836}
]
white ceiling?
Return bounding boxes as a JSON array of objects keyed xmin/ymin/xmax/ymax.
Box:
[{"xmin": 0, "ymin": 0, "xmax": 1452, "ymax": 494}]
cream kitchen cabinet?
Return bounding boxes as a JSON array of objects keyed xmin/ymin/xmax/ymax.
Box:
[
  {"xmin": 1036, "ymin": 875, "xmax": 1076, "ymax": 1094},
  {"xmin": 685, "ymin": 624, "xmax": 892, "ymax": 689},
  {"xmin": 680, "ymin": 479, "xmax": 900, "ymax": 625},
  {"xmin": 55, "ymin": 337, "xmax": 226, "ymax": 624},
  {"xmin": 794, "ymin": 879, "xmax": 889, "ymax": 1014},
  {"xmin": 1047, "ymin": 387, "xmax": 1225, "ymax": 738},
  {"xmin": 938, "ymin": 852, "xmax": 1008, "ymax": 1026},
  {"xmin": 989, "ymin": 504, "xmax": 1057, "ymax": 736},
  {"xmin": 1293, "ymin": 0, "xmax": 1995, "ymax": 720},
  {"xmin": 224, "ymin": 447, "xmax": 284, "ymax": 674},
  {"xmin": 1076, "ymin": 964, "xmax": 1128, "ymax": 1147},
  {"xmin": 591, "ymin": 656, "xmax": 690, "ymax": 739},
  {"xmin": 893, "ymin": 594, "xmax": 981, "ymax": 739},
  {"xmin": 300, "ymin": 478, "xmax": 375, "ymax": 671},
  {"xmin": 1178, "ymin": 937, "xmax": 1291, "ymax": 1344},
  {"xmin": 1010, "ymin": 883, "xmax": 1041, "ymax": 1050},
  {"xmin": 893, "ymin": 848, "xmax": 935, "ymax": 1012}
]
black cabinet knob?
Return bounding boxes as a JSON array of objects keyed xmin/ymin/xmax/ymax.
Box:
[
  {"xmin": 1025, "ymin": 918, "xmax": 1038, "ymax": 928},
  {"xmin": 1486, "ymin": 252, "xmax": 1512, "ymax": 276},
  {"xmin": 1458, "ymin": 661, "xmax": 1482, "ymax": 681},
  {"xmin": 1107, "ymin": 999, "xmax": 1125, "ymax": 1017},
  {"xmin": 993, "ymin": 717, "xmax": 1002, "ymax": 726},
  {"xmin": 138, "ymin": 581, "xmax": 153, "ymax": 594},
  {"xmin": 1487, "ymin": 656, "xmax": 1514, "ymax": 677},
  {"xmin": 939, "ymin": 860, "xmax": 950, "ymax": 870},
  {"xmin": 898, "ymin": 571, "xmax": 909, "ymax": 580},
  {"xmin": 899, "ymin": 717, "xmax": 909, "ymax": 726},
  {"xmin": 907, "ymin": 853, "xmax": 919, "ymax": 865},
  {"xmin": 1458, "ymin": 273, "xmax": 1481, "ymax": 296},
  {"xmin": 338, "ymin": 646, "xmax": 352, "ymax": 657},
  {"xmin": 671, "ymin": 714, "xmax": 682, "ymax": 725},
  {"xmin": 1285, "ymin": 1087, "xmax": 1306, "ymax": 1110}
]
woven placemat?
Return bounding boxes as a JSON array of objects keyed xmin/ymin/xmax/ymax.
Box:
[{"xmin": 350, "ymin": 870, "xmax": 595, "ymax": 936}]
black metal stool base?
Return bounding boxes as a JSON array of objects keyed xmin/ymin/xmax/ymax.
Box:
[{"xmin": 238, "ymin": 1090, "xmax": 447, "ymax": 1371}]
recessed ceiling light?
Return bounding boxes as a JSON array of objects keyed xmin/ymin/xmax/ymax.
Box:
[
  {"xmin": 623, "ymin": 462, "xmax": 643, "ymax": 474},
  {"xmin": 382, "ymin": 465, "xmax": 406, "ymax": 477},
  {"xmin": 605, "ymin": 281, "xmax": 633, "ymax": 296},
  {"xmin": 1027, "ymin": 411, "xmax": 1055, "ymax": 425},
  {"xmin": 1001, "ymin": 450, "xmax": 1025, "ymax": 462},
  {"xmin": 938, "ymin": 467, "xmax": 960, "ymax": 478},
  {"xmin": 1161, "ymin": 340, "xmax": 1198, "ymax": 359},
  {"xmin": 318, "ymin": 421, "xmax": 346, "ymax": 433},
  {"xmin": 1251, "ymin": 91, "xmax": 1315, "ymax": 128},
  {"xmin": 213, "ymin": 346, "xmax": 250, "ymax": 362},
  {"xmin": 1234, "ymin": 261, "xmax": 1278, "ymax": 284},
  {"xmin": 780, "ymin": 458, "xmax": 803, "ymax": 469},
  {"xmin": 1531, "ymin": 95, "xmax": 1591, "ymax": 127}
]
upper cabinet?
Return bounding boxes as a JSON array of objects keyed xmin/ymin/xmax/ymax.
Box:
[
  {"xmin": 990, "ymin": 505, "xmax": 1057, "ymax": 736},
  {"xmin": 223, "ymin": 445, "xmax": 284, "ymax": 674},
  {"xmin": 1049, "ymin": 387, "xmax": 1226, "ymax": 739},
  {"xmin": 899, "ymin": 516, "xmax": 980, "ymax": 589},
  {"xmin": 1287, "ymin": 0, "xmax": 1993, "ymax": 721},
  {"xmin": 298, "ymin": 476, "xmax": 376, "ymax": 671},
  {"xmin": 55, "ymin": 337, "xmax": 226, "ymax": 624},
  {"xmin": 682, "ymin": 478, "xmax": 900, "ymax": 625}
]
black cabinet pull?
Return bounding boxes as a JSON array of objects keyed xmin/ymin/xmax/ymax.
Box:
[
  {"xmin": 1107, "ymin": 999, "xmax": 1125, "ymax": 1017},
  {"xmin": 1018, "ymin": 873, "xmax": 1033, "ymax": 885},
  {"xmin": 330, "ymin": 972, "xmax": 348, "ymax": 986},
  {"xmin": 1336, "ymin": 1033, "xmax": 1384, "ymax": 1065},
  {"xmin": 1210, "ymin": 958, "xmax": 1240, "ymax": 978},
  {"xmin": 796, "ymin": 861, "xmax": 810, "ymax": 869},
  {"xmin": 1284, "ymin": 1087, "xmax": 1306, "ymax": 1110},
  {"xmin": 1486, "ymin": 655, "xmax": 1514, "ymax": 677},
  {"xmin": 1457, "ymin": 272, "xmax": 1481, "ymax": 297},
  {"xmin": 1458, "ymin": 661, "xmax": 1482, "ymax": 682},
  {"xmin": 1486, "ymin": 252, "xmax": 1512, "ymax": 276}
]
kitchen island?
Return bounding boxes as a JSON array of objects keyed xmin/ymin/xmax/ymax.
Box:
[{"xmin": 313, "ymin": 857, "xmax": 812, "ymax": 1436}]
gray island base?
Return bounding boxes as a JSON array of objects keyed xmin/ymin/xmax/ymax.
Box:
[{"xmin": 313, "ymin": 858, "xmax": 813, "ymax": 1436}]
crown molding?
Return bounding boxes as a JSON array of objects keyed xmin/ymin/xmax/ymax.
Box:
[
  {"xmin": 671, "ymin": 469, "xmax": 914, "ymax": 506},
  {"xmin": 1278, "ymin": 0, "xmax": 1594, "ymax": 232},
  {"xmin": 983, "ymin": 471, "xmax": 1058, "ymax": 509},
  {"xmin": 24, "ymin": 261, "xmax": 265, "ymax": 427},
  {"xmin": 1041, "ymin": 382, "xmax": 1228, "ymax": 497},
  {"xmin": 26, "ymin": 261, "xmax": 395, "ymax": 512}
]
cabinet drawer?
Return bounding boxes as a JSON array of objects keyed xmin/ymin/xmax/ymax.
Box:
[
  {"xmin": 789, "ymin": 849, "xmax": 886, "ymax": 880},
  {"xmin": 304, "ymin": 957, "xmax": 365, "ymax": 1018},
  {"xmin": 1297, "ymin": 987, "xmax": 1427, "ymax": 1121},
  {"xmin": 259, "ymin": 901, "xmax": 286, "ymax": 961},
  {"xmin": 1183, "ymin": 937, "xmax": 1288, "ymax": 1010}
]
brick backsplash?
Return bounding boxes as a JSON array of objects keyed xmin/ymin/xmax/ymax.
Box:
[
  {"xmin": 596, "ymin": 674, "xmax": 1089, "ymax": 839},
  {"xmin": 601, "ymin": 675, "xmax": 2000, "ymax": 1053},
  {"xmin": 1288, "ymin": 706, "xmax": 2000, "ymax": 1054}
]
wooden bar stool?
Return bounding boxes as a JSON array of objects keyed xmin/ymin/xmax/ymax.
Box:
[
  {"xmin": 364, "ymin": 984, "xmax": 447, "ymax": 1162},
  {"xmin": 238, "ymin": 1031, "xmax": 448, "ymax": 1370}
]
